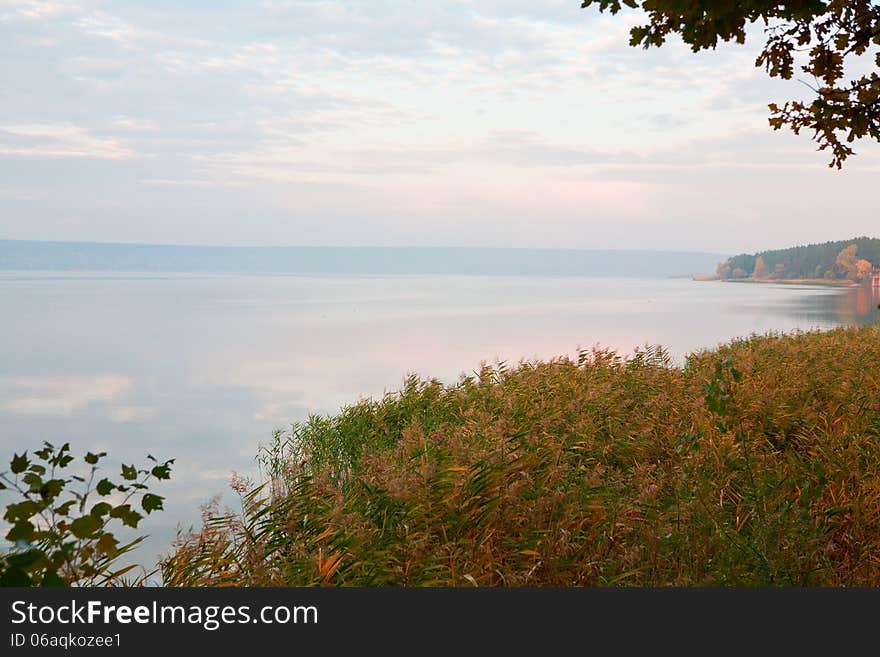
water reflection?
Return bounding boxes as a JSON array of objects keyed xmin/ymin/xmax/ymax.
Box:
[
  {"xmin": 0, "ymin": 375, "xmax": 134, "ymax": 417},
  {"xmin": 837, "ymin": 283, "xmax": 880, "ymax": 326},
  {"xmin": 0, "ymin": 273, "xmax": 876, "ymax": 564},
  {"xmin": 725, "ymin": 282, "xmax": 880, "ymax": 328}
]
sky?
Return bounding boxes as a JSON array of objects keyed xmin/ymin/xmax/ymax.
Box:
[{"xmin": 0, "ymin": 0, "xmax": 878, "ymax": 253}]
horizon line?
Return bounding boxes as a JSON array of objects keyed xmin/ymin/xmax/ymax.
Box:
[{"xmin": 0, "ymin": 238, "xmax": 730, "ymax": 256}]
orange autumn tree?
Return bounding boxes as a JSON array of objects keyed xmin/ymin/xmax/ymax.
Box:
[
  {"xmin": 836, "ymin": 244, "xmax": 859, "ymax": 279},
  {"xmin": 753, "ymin": 256, "xmax": 770, "ymax": 279}
]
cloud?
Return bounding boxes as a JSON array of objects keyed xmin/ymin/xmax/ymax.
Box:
[
  {"xmin": 0, "ymin": 123, "xmax": 135, "ymax": 159},
  {"xmin": 334, "ymin": 130, "xmax": 638, "ymax": 176},
  {"xmin": 139, "ymin": 178, "xmax": 227, "ymax": 188},
  {"xmin": 72, "ymin": 10, "xmax": 153, "ymax": 45},
  {"xmin": 0, "ymin": 0, "xmax": 73, "ymax": 22},
  {"xmin": 112, "ymin": 116, "xmax": 160, "ymax": 131},
  {"xmin": 107, "ymin": 405, "xmax": 158, "ymax": 423}
]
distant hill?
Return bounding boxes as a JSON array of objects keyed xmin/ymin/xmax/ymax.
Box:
[
  {"xmin": 0, "ymin": 240, "xmax": 727, "ymax": 279},
  {"xmin": 717, "ymin": 237, "xmax": 880, "ymax": 281}
]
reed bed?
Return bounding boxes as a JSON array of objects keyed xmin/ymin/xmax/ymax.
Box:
[{"xmin": 163, "ymin": 327, "xmax": 880, "ymax": 586}]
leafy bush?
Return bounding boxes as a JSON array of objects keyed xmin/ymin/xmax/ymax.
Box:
[{"xmin": 0, "ymin": 443, "xmax": 173, "ymax": 586}]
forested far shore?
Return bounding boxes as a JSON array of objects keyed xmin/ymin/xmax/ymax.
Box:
[{"xmin": 716, "ymin": 237, "xmax": 880, "ymax": 282}]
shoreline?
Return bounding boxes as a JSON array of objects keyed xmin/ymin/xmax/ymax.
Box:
[{"xmin": 695, "ymin": 276, "xmax": 859, "ymax": 288}]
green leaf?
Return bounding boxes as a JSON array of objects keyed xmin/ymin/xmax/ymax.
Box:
[
  {"xmin": 39, "ymin": 478, "xmax": 65, "ymax": 501},
  {"xmin": 110, "ymin": 504, "xmax": 143, "ymax": 528},
  {"xmin": 95, "ymin": 478, "xmax": 115, "ymax": 496},
  {"xmin": 54, "ymin": 444, "xmax": 74, "ymax": 469},
  {"xmin": 54, "ymin": 500, "xmax": 76, "ymax": 516},
  {"xmin": 121, "ymin": 464, "xmax": 137, "ymax": 481},
  {"xmin": 123, "ymin": 510, "xmax": 143, "ymax": 528},
  {"xmin": 5, "ymin": 548, "xmax": 43, "ymax": 569},
  {"xmin": 84, "ymin": 452, "xmax": 100, "ymax": 465},
  {"xmin": 22, "ymin": 472, "xmax": 43, "ymax": 491},
  {"xmin": 40, "ymin": 569, "xmax": 66, "ymax": 587},
  {"xmin": 6, "ymin": 520, "xmax": 36, "ymax": 542},
  {"xmin": 151, "ymin": 462, "xmax": 173, "ymax": 480},
  {"xmin": 10, "ymin": 452, "xmax": 29, "ymax": 474},
  {"xmin": 70, "ymin": 515, "xmax": 102, "ymax": 539},
  {"xmin": 141, "ymin": 493, "xmax": 164, "ymax": 514},
  {"xmin": 90, "ymin": 502, "xmax": 112, "ymax": 518},
  {"xmin": 0, "ymin": 566, "xmax": 32, "ymax": 587},
  {"xmin": 4, "ymin": 500, "xmax": 42, "ymax": 523}
]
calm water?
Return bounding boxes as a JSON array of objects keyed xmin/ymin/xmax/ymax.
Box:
[{"xmin": 1, "ymin": 272, "xmax": 878, "ymax": 565}]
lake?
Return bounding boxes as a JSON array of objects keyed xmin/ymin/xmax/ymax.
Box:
[{"xmin": 1, "ymin": 272, "xmax": 878, "ymax": 567}]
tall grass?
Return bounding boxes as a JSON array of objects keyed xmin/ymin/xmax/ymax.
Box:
[{"xmin": 163, "ymin": 327, "xmax": 880, "ymax": 586}]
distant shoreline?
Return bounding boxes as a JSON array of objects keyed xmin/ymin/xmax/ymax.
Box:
[
  {"xmin": 697, "ymin": 276, "xmax": 858, "ymax": 288},
  {"xmin": 0, "ymin": 240, "xmax": 729, "ymax": 279}
]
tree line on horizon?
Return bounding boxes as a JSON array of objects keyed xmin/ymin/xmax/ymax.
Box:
[{"xmin": 716, "ymin": 237, "xmax": 880, "ymax": 281}]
